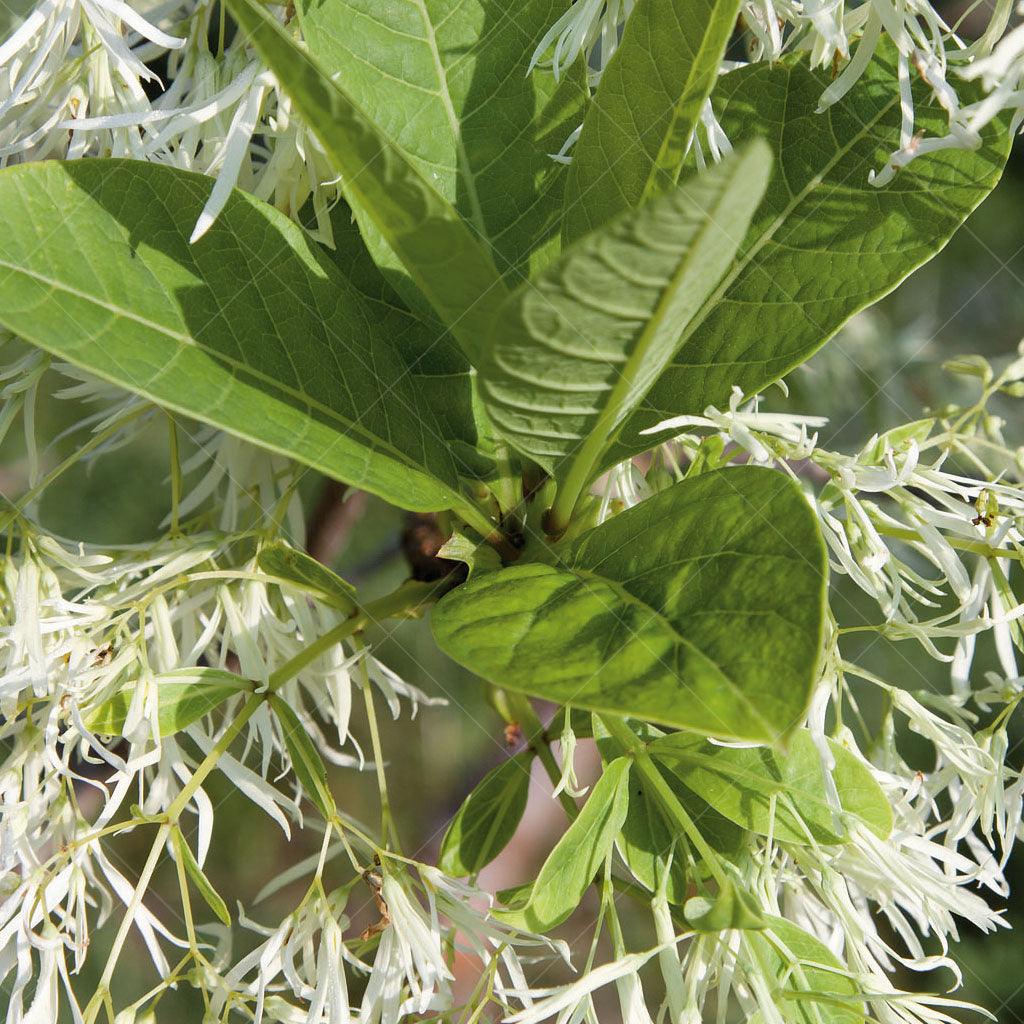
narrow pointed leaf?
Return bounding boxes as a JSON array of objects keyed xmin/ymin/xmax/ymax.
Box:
[
  {"xmin": 594, "ymin": 721, "xmax": 744, "ymax": 899},
  {"xmin": 226, "ymin": 0, "xmax": 507, "ymax": 357},
  {"xmin": 434, "ymin": 467, "xmax": 827, "ymax": 743},
  {"xmin": 258, "ymin": 541, "xmax": 358, "ymax": 615},
  {"xmin": 171, "ymin": 828, "xmax": 232, "ymax": 927},
  {"xmin": 495, "ymin": 757, "xmax": 630, "ymax": 932},
  {"xmin": 480, "ymin": 143, "xmax": 770, "ymax": 479},
  {"xmin": 563, "ymin": 0, "xmax": 741, "ymax": 243},
  {"xmin": 439, "ymin": 752, "xmax": 533, "ymax": 876},
  {"xmin": 749, "ymin": 917, "xmax": 863, "ymax": 1024},
  {"xmin": 86, "ymin": 668, "xmax": 253, "ymax": 738},
  {"xmin": 269, "ymin": 695, "xmax": 337, "ymax": 819},
  {"xmin": 0, "ymin": 160, "xmax": 470, "ymax": 513},
  {"xmin": 652, "ymin": 729, "xmax": 892, "ymax": 844},
  {"xmin": 297, "ymin": 0, "xmax": 587, "ymax": 282},
  {"xmin": 608, "ymin": 45, "xmax": 1012, "ymax": 464}
]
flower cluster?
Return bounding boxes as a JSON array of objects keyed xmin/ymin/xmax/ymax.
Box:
[{"xmin": 1, "ymin": 351, "xmax": 536, "ymax": 1022}]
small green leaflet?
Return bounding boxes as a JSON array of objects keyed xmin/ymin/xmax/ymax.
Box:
[
  {"xmin": 226, "ymin": 0, "xmax": 508, "ymax": 359},
  {"xmin": 0, "ymin": 160, "xmax": 469, "ymax": 513},
  {"xmin": 607, "ymin": 44, "xmax": 1011, "ymax": 465},
  {"xmin": 257, "ymin": 542, "xmax": 358, "ymax": 615},
  {"xmin": 436, "ymin": 531, "xmax": 503, "ymax": 582},
  {"xmin": 434, "ymin": 467, "xmax": 827, "ymax": 743},
  {"xmin": 86, "ymin": 668, "xmax": 253, "ymax": 738},
  {"xmin": 171, "ymin": 828, "xmax": 231, "ymax": 927},
  {"xmin": 296, "ymin": 0, "xmax": 587, "ymax": 282},
  {"xmin": 593, "ymin": 719, "xmax": 744, "ymax": 901},
  {"xmin": 480, "ymin": 143, "xmax": 770, "ymax": 488},
  {"xmin": 439, "ymin": 752, "xmax": 532, "ymax": 876},
  {"xmin": 563, "ymin": 0, "xmax": 742, "ymax": 242},
  {"xmin": 496, "ymin": 757, "xmax": 630, "ymax": 932},
  {"xmin": 269, "ymin": 695, "xmax": 337, "ymax": 819},
  {"xmin": 684, "ymin": 877, "xmax": 766, "ymax": 932},
  {"xmin": 748, "ymin": 917, "xmax": 863, "ymax": 1024},
  {"xmin": 651, "ymin": 729, "xmax": 892, "ymax": 845}
]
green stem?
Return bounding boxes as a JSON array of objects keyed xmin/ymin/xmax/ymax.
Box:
[
  {"xmin": 875, "ymin": 523, "xmax": 1023, "ymax": 562},
  {"xmin": 266, "ymin": 579, "xmax": 450, "ymax": 693},
  {"xmin": 599, "ymin": 714, "xmax": 729, "ymax": 888},
  {"xmin": 167, "ymin": 414, "xmax": 182, "ymax": 535},
  {"xmin": 504, "ymin": 692, "xmax": 579, "ymax": 821}
]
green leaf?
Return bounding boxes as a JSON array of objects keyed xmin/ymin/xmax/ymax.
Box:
[
  {"xmin": 593, "ymin": 719, "xmax": 744, "ymax": 901},
  {"xmin": 433, "ymin": 467, "xmax": 827, "ymax": 743},
  {"xmin": 0, "ymin": 160, "xmax": 472, "ymax": 514},
  {"xmin": 748, "ymin": 917, "xmax": 862, "ymax": 1024},
  {"xmin": 651, "ymin": 729, "xmax": 892, "ymax": 845},
  {"xmin": 319, "ymin": 203, "xmax": 489, "ymax": 477},
  {"xmin": 269, "ymin": 695, "xmax": 337, "ymax": 819},
  {"xmin": 296, "ymin": 0, "xmax": 587, "ymax": 282},
  {"xmin": 684, "ymin": 877, "xmax": 766, "ymax": 932},
  {"xmin": 226, "ymin": 0, "xmax": 507, "ymax": 358},
  {"xmin": 480, "ymin": 143, "xmax": 770, "ymax": 491},
  {"xmin": 258, "ymin": 541, "xmax": 358, "ymax": 614},
  {"xmin": 436, "ymin": 531, "xmax": 503, "ymax": 581},
  {"xmin": 563, "ymin": 0, "xmax": 741, "ymax": 242},
  {"xmin": 171, "ymin": 828, "xmax": 232, "ymax": 927},
  {"xmin": 86, "ymin": 668, "xmax": 253, "ymax": 738},
  {"xmin": 495, "ymin": 756, "xmax": 630, "ymax": 932},
  {"xmin": 439, "ymin": 752, "xmax": 532, "ymax": 876},
  {"xmin": 609, "ymin": 44, "xmax": 1011, "ymax": 463}
]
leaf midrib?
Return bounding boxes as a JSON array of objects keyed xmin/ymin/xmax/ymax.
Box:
[
  {"xmin": 0, "ymin": 258, "xmax": 458, "ymax": 493},
  {"xmin": 412, "ymin": 0, "xmax": 488, "ymax": 239}
]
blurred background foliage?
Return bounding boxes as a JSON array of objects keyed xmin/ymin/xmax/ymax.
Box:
[{"xmin": 2, "ymin": 116, "xmax": 1023, "ymax": 1024}]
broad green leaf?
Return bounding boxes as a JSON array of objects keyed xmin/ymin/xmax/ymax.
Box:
[
  {"xmin": 496, "ymin": 756, "xmax": 630, "ymax": 932},
  {"xmin": 684, "ymin": 877, "xmax": 766, "ymax": 932},
  {"xmin": 0, "ymin": 160, "xmax": 471, "ymax": 513},
  {"xmin": 652, "ymin": 729, "xmax": 892, "ymax": 845},
  {"xmin": 320, "ymin": 203, "xmax": 489, "ymax": 477},
  {"xmin": 226, "ymin": 0, "xmax": 507, "ymax": 357},
  {"xmin": 171, "ymin": 828, "xmax": 232, "ymax": 927},
  {"xmin": 258, "ymin": 542, "xmax": 358, "ymax": 615},
  {"xmin": 434, "ymin": 467, "xmax": 827, "ymax": 743},
  {"xmin": 86, "ymin": 668, "xmax": 253, "ymax": 738},
  {"xmin": 748, "ymin": 916, "xmax": 862, "ymax": 1024},
  {"xmin": 269, "ymin": 695, "xmax": 337, "ymax": 819},
  {"xmin": 439, "ymin": 752, "xmax": 532, "ymax": 876},
  {"xmin": 296, "ymin": 0, "xmax": 587, "ymax": 283},
  {"xmin": 609, "ymin": 45, "xmax": 1011, "ymax": 464},
  {"xmin": 563, "ymin": 0, "xmax": 741, "ymax": 242},
  {"xmin": 480, "ymin": 143, "xmax": 771, "ymax": 487}
]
